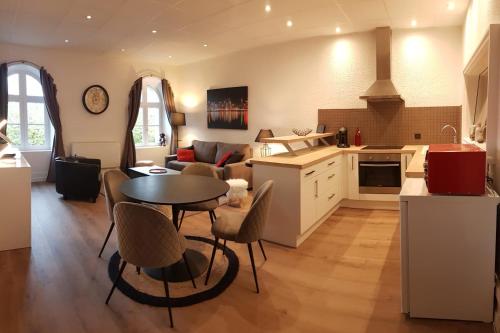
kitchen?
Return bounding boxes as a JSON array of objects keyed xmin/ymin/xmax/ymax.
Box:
[{"xmin": 250, "ymin": 23, "xmax": 500, "ymax": 327}]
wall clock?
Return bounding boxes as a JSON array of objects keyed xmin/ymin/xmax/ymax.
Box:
[{"xmin": 82, "ymin": 85, "xmax": 109, "ymax": 115}]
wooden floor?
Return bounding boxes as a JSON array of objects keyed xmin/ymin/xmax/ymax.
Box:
[{"xmin": 0, "ymin": 182, "xmax": 492, "ymax": 333}]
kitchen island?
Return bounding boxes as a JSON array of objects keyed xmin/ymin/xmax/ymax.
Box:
[{"xmin": 251, "ymin": 144, "xmax": 426, "ymax": 247}]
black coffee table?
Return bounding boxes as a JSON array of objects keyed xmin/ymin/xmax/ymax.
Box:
[{"xmin": 120, "ymin": 175, "xmax": 229, "ymax": 282}]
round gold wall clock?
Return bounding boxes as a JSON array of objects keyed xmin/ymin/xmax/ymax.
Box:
[{"xmin": 82, "ymin": 85, "xmax": 109, "ymax": 114}]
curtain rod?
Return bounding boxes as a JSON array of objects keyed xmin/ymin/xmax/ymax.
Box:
[{"xmin": 7, "ymin": 60, "xmax": 41, "ymax": 69}]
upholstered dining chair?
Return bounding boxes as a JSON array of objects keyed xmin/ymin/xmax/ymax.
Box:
[
  {"xmin": 99, "ymin": 169, "xmax": 130, "ymax": 258},
  {"xmin": 177, "ymin": 163, "xmax": 220, "ymax": 230},
  {"xmin": 205, "ymin": 180, "xmax": 274, "ymax": 293},
  {"xmin": 106, "ymin": 202, "xmax": 196, "ymax": 328}
]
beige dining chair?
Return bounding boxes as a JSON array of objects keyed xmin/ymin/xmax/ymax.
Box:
[
  {"xmin": 99, "ymin": 169, "xmax": 130, "ymax": 258},
  {"xmin": 106, "ymin": 202, "xmax": 196, "ymax": 328},
  {"xmin": 205, "ymin": 180, "xmax": 274, "ymax": 293},
  {"xmin": 177, "ymin": 163, "xmax": 220, "ymax": 230}
]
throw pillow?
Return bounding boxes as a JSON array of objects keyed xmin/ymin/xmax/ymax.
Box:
[
  {"xmin": 215, "ymin": 151, "xmax": 233, "ymax": 167},
  {"xmin": 224, "ymin": 152, "xmax": 244, "ymax": 165},
  {"xmin": 177, "ymin": 148, "xmax": 195, "ymax": 162}
]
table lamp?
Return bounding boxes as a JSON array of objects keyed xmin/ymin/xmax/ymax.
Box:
[
  {"xmin": 255, "ymin": 129, "xmax": 274, "ymax": 157},
  {"xmin": 171, "ymin": 112, "xmax": 186, "ymax": 150}
]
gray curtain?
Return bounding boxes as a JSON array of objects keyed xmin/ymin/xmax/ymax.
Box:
[
  {"xmin": 40, "ymin": 67, "xmax": 65, "ymax": 182},
  {"xmin": 120, "ymin": 78, "xmax": 143, "ymax": 171},
  {"xmin": 161, "ymin": 79, "xmax": 178, "ymax": 155},
  {"xmin": 0, "ymin": 63, "xmax": 7, "ymax": 135}
]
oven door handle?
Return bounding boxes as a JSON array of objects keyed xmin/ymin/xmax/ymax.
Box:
[{"xmin": 359, "ymin": 163, "xmax": 401, "ymax": 167}]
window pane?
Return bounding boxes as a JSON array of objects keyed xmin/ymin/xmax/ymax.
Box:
[
  {"xmin": 148, "ymin": 107, "xmax": 160, "ymax": 125},
  {"xmin": 28, "ymin": 102, "xmax": 45, "ymax": 124},
  {"xmin": 147, "ymin": 126, "xmax": 159, "ymax": 144},
  {"xmin": 6, "ymin": 124, "xmax": 21, "ymax": 145},
  {"xmin": 133, "ymin": 126, "xmax": 143, "ymax": 145},
  {"xmin": 146, "ymin": 86, "xmax": 160, "ymax": 103},
  {"xmin": 8, "ymin": 74, "xmax": 19, "ymax": 95},
  {"xmin": 7, "ymin": 102, "xmax": 20, "ymax": 124},
  {"xmin": 136, "ymin": 108, "xmax": 143, "ymax": 126},
  {"xmin": 28, "ymin": 125, "xmax": 45, "ymax": 145},
  {"xmin": 26, "ymin": 75, "xmax": 44, "ymax": 97}
]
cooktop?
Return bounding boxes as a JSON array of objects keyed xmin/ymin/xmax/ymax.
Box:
[{"xmin": 362, "ymin": 145, "xmax": 404, "ymax": 150}]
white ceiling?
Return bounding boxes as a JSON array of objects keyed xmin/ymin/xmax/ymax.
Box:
[{"xmin": 0, "ymin": 0, "xmax": 469, "ymax": 65}]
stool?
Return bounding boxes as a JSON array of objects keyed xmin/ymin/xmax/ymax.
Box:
[
  {"xmin": 226, "ymin": 179, "xmax": 248, "ymax": 208},
  {"xmin": 135, "ymin": 160, "xmax": 154, "ymax": 167}
]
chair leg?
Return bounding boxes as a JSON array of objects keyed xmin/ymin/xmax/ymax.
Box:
[
  {"xmin": 136, "ymin": 266, "xmax": 141, "ymax": 275},
  {"xmin": 258, "ymin": 240, "xmax": 267, "ymax": 261},
  {"xmin": 161, "ymin": 268, "xmax": 174, "ymax": 328},
  {"xmin": 247, "ymin": 243, "xmax": 260, "ymax": 293},
  {"xmin": 98, "ymin": 222, "xmax": 115, "ymax": 258},
  {"xmin": 221, "ymin": 240, "xmax": 227, "ymax": 256},
  {"xmin": 205, "ymin": 237, "xmax": 219, "ymax": 285},
  {"xmin": 209, "ymin": 210, "xmax": 215, "ymax": 224},
  {"xmin": 105, "ymin": 260, "xmax": 127, "ymax": 304},
  {"xmin": 182, "ymin": 253, "xmax": 197, "ymax": 289}
]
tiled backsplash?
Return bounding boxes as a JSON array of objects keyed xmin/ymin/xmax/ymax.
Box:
[{"xmin": 318, "ymin": 103, "xmax": 461, "ymax": 145}]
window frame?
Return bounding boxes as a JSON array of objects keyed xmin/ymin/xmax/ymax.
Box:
[
  {"xmin": 7, "ymin": 64, "xmax": 52, "ymax": 151},
  {"xmin": 134, "ymin": 83, "xmax": 166, "ymax": 147}
]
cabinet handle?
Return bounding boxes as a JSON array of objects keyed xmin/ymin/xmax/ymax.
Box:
[
  {"xmin": 314, "ymin": 180, "xmax": 318, "ymax": 198},
  {"xmin": 305, "ymin": 170, "xmax": 316, "ymax": 176},
  {"xmin": 351, "ymin": 156, "xmax": 354, "ymax": 170},
  {"xmin": 328, "ymin": 173, "xmax": 336, "ymax": 179},
  {"xmin": 328, "ymin": 193, "xmax": 336, "ymax": 200},
  {"xmin": 328, "ymin": 161, "xmax": 335, "ymax": 166}
]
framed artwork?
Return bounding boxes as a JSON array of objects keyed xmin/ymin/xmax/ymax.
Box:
[
  {"xmin": 207, "ymin": 86, "xmax": 248, "ymax": 130},
  {"xmin": 82, "ymin": 85, "xmax": 109, "ymax": 115}
]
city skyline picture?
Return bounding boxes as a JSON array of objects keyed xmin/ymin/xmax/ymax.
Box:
[{"xmin": 207, "ymin": 86, "xmax": 248, "ymax": 130}]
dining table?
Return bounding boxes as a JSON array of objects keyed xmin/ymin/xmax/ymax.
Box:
[{"xmin": 120, "ymin": 174, "xmax": 230, "ymax": 282}]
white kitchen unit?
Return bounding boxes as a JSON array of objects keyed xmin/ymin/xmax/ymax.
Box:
[
  {"xmin": 0, "ymin": 153, "xmax": 31, "ymax": 251},
  {"xmin": 253, "ymin": 150, "xmax": 346, "ymax": 247},
  {"xmin": 400, "ymin": 178, "xmax": 499, "ymax": 322}
]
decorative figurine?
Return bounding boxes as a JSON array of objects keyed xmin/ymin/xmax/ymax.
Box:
[{"xmin": 159, "ymin": 133, "xmax": 166, "ymax": 146}]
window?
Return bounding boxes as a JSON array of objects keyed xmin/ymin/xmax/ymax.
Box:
[
  {"xmin": 7, "ymin": 64, "xmax": 52, "ymax": 150},
  {"xmin": 133, "ymin": 80, "xmax": 166, "ymax": 146}
]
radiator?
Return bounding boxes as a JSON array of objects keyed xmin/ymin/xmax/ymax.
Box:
[{"xmin": 71, "ymin": 142, "xmax": 121, "ymax": 168}]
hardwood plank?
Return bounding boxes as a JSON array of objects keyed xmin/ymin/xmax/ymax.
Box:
[{"xmin": 0, "ymin": 183, "xmax": 492, "ymax": 333}]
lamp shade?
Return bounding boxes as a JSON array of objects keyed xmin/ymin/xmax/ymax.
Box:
[
  {"xmin": 171, "ymin": 112, "xmax": 186, "ymax": 126},
  {"xmin": 255, "ymin": 129, "xmax": 274, "ymax": 142}
]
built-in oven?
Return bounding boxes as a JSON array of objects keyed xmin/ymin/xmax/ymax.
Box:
[{"xmin": 358, "ymin": 153, "xmax": 402, "ymax": 194}]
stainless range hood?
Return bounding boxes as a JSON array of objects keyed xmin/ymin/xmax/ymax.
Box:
[{"xmin": 360, "ymin": 27, "xmax": 403, "ymax": 103}]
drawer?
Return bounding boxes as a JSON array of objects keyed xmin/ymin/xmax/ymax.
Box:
[
  {"xmin": 301, "ymin": 154, "xmax": 342, "ymax": 180},
  {"xmin": 316, "ymin": 187, "xmax": 341, "ymax": 220}
]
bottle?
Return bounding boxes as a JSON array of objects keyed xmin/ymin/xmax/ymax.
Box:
[{"xmin": 354, "ymin": 128, "xmax": 362, "ymax": 146}]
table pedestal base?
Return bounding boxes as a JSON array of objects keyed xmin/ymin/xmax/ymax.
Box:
[{"xmin": 144, "ymin": 248, "xmax": 209, "ymax": 282}]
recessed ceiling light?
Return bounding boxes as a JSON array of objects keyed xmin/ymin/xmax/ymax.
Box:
[
  {"xmin": 335, "ymin": 26, "xmax": 341, "ymax": 33},
  {"xmin": 121, "ymin": 48, "xmax": 125, "ymax": 52},
  {"xmin": 411, "ymin": 19, "xmax": 417, "ymax": 27},
  {"xmin": 265, "ymin": 4, "xmax": 271, "ymax": 13},
  {"xmin": 447, "ymin": 1, "xmax": 455, "ymax": 10},
  {"xmin": 64, "ymin": 39, "xmax": 69, "ymax": 43},
  {"xmin": 203, "ymin": 43, "xmax": 208, "ymax": 47},
  {"xmin": 286, "ymin": 20, "xmax": 293, "ymax": 28},
  {"xmin": 86, "ymin": 15, "xmax": 92, "ymax": 20},
  {"xmin": 168, "ymin": 55, "xmax": 172, "ymax": 58},
  {"xmin": 152, "ymin": 30, "xmax": 157, "ymax": 34}
]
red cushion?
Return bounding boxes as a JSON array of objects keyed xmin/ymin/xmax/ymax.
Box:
[
  {"xmin": 177, "ymin": 149, "xmax": 195, "ymax": 162},
  {"xmin": 215, "ymin": 151, "xmax": 233, "ymax": 167}
]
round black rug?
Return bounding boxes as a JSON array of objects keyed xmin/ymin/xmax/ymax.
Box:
[{"xmin": 107, "ymin": 235, "xmax": 239, "ymax": 307}]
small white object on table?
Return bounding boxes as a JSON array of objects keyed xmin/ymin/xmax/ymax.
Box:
[{"xmin": 225, "ymin": 179, "xmax": 248, "ymax": 207}]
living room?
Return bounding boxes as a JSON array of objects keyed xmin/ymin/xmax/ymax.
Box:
[{"xmin": 1, "ymin": 0, "xmax": 500, "ymax": 332}]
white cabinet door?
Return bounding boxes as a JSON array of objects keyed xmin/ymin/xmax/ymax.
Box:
[
  {"xmin": 347, "ymin": 153, "xmax": 359, "ymax": 200},
  {"xmin": 300, "ymin": 177, "xmax": 318, "ymax": 234}
]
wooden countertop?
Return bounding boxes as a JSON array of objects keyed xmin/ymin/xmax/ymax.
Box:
[{"xmin": 250, "ymin": 145, "xmax": 427, "ymax": 174}]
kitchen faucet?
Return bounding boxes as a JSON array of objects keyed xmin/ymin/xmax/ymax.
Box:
[{"xmin": 440, "ymin": 124, "xmax": 457, "ymax": 144}]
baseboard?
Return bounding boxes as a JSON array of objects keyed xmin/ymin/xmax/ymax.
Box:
[{"xmin": 341, "ymin": 199, "xmax": 400, "ymax": 210}]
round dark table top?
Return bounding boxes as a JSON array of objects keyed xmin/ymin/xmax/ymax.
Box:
[{"xmin": 120, "ymin": 175, "xmax": 230, "ymax": 205}]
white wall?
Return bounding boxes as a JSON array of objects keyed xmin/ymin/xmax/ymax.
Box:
[
  {"xmin": 174, "ymin": 27, "xmax": 463, "ymax": 155},
  {"xmin": 0, "ymin": 43, "xmax": 176, "ymax": 180}
]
